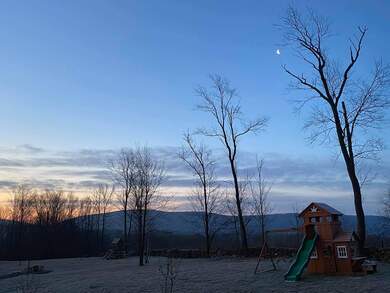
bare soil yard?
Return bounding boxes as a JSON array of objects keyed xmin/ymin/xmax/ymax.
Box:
[{"xmin": 1, "ymin": 257, "xmax": 389, "ymax": 293}]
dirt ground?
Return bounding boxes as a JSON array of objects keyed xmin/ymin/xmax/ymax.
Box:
[{"xmin": 1, "ymin": 257, "xmax": 390, "ymax": 293}]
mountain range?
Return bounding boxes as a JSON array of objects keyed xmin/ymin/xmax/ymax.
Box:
[{"xmin": 102, "ymin": 210, "xmax": 389, "ymax": 236}]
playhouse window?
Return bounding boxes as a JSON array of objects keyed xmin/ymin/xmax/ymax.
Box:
[
  {"xmin": 336, "ymin": 246, "xmax": 348, "ymax": 258},
  {"xmin": 310, "ymin": 248, "xmax": 318, "ymax": 259}
]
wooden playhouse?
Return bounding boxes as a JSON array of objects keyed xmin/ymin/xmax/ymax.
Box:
[{"xmin": 285, "ymin": 202, "xmax": 372, "ymax": 281}]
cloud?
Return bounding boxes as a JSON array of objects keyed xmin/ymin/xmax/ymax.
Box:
[
  {"xmin": 0, "ymin": 159, "xmax": 24, "ymax": 167},
  {"xmin": 0, "ymin": 144, "xmax": 388, "ymax": 215},
  {"xmin": 18, "ymin": 144, "xmax": 45, "ymax": 154}
]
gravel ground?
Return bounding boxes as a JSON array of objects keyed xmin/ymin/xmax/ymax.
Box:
[{"xmin": 0, "ymin": 257, "xmax": 389, "ymax": 293}]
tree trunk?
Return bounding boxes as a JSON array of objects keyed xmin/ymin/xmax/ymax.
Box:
[
  {"xmin": 123, "ymin": 208, "xmax": 127, "ymax": 253},
  {"xmin": 229, "ymin": 159, "xmax": 249, "ymax": 253},
  {"xmin": 203, "ymin": 183, "xmax": 210, "ymax": 257},
  {"xmin": 350, "ymin": 173, "xmax": 366, "ymax": 253},
  {"xmin": 101, "ymin": 211, "xmax": 106, "ymax": 251},
  {"xmin": 333, "ymin": 103, "xmax": 366, "ymax": 254},
  {"xmin": 96, "ymin": 213, "xmax": 100, "ymax": 251},
  {"xmin": 261, "ymin": 214, "xmax": 265, "ymax": 247},
  {"xmin": 127, "ymin": 211, "xmax": 133, "ymax": 244},
  {"xmin": 138, "ymin": 209, "xmax": 145, "ymax": 266}
]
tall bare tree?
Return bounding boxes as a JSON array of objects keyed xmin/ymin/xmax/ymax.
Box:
[
  {"xmin": 110, "ymin": 149, "xmax": 136, "ymax": 253},
  {"xmin": 281, "ymin": 7, "xmax": 390, "ymax": 252},
  {"xmin": 249, "ymin": 159, "xmax": 272, "ymax": 246},
  {"xmin": 131, "ymin": 146, "xmax": 166, "ymax": 266},
  {"xmin": 196, "ymin": 75, "xmax": 268, "ymax": 252},
  {"xmin": 179, "ymin": 132, "xmax": 221, "ymax": 256}
]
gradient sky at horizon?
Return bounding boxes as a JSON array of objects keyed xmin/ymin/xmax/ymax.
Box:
[{"xmin": 0, "ymin": 1, "xmax": 389, "ymax": 215}]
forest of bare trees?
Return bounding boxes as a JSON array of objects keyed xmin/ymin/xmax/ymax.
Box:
[
  {"xmin": 0, "ymin": 147, "xmax": 168, "ymax": 263},
  {"xmin": 0, "ymin": 185, "xmax": 106, "ymax": 260}
]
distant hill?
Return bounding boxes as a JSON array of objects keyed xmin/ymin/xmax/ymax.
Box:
[{"xmin": 101, "ymin": 210, "xmax": 389, "ymax": 236}]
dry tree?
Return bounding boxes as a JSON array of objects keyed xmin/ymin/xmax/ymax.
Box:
[
  {"xmin": 196, "ymin": 75, "xmax": 268, "ymax": 252},
  {"xmin": 110, "ymin": 149, "xmax": 137, "ymax": 253},
  {"xmin": 249, "ymin": 159, "xmax": 272, "ymax": 247},
  {"xmin": 178, "ymin": 132, "xmax": 221, "ymax": 256},
  {"xmin": 159, "ymin": 256, "xmax": 179, "ymax": 293},
  {"xmin": 131, "ymin": 146, "xmax": 166, "ymax": 266},
  {"xmin": 281, "ymin": 7, "xmax": 390, "ymax": 253}
]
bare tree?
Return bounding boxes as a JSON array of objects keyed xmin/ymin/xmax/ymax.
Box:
[
  {"xmin": 196, "ymin": 75, "xmax": 268, "ymax": 252},
  {"xmin": 78, "ymin": 196, "xmax": 94, "ymax": 233},
  {"xmin": 159, "ymin": 256, "xmax": 179, "ymax": 293},
  {"xmin": 43, "ymin": 189, "xmax": 68, "ymax": 226},
  {"xmin": 10, "ymin": 185, "xmax": 34, "ymax": 260},
  {"xmin": 91, "ymin": 188, "xmax": 103, "ymax": 246},
  {"xmin": 249, "ymin": 159, "xmax": 272, "ymax": 246},
  {"xmin": 65, "ymin": 192, "xmax": 79, "ymax": 220},
  {"xmin": 178, "ymin": 132, "xmax": 221, "ymax": 256},
  {"xmin": 10, "ymin": 185, "xmax": 33, "ymax": 225},
  {"xmin": 281, "ymin": 7, "xmax": 390, "ymax": 252},
  {"xmin": 93, "ymin": 184, "xmax": 114, "ymax": 249},
  {"xmin": 110, "ymin": 149, "xmax": 136, "ymax": 253},
  {"xmin": 131, "ymin": 146, "xmax": 166, "ymax": 266}
]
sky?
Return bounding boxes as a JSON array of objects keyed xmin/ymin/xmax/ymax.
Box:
[{"xmin": 0, "ymin": 0, "xmax": 389, "ymax": 215}]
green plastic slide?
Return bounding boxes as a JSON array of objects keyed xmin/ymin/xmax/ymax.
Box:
[{"xmin": 284, "ymin": 234, "xmax": 318, "ymax": 281}]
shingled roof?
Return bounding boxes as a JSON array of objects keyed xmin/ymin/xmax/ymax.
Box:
[
  {"xmin": 333, "ymin": 231, "xmax": 358, "ymax": 242},
  {"xmin": 299, "ymin": 202, "xmax": 343, "ymax": 217}
]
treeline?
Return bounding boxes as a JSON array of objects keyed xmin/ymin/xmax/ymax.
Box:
[
  {"xmin": 0, "ymin": 185, "xmax": 112, "ymax": 260},
  {"xmin": 0, "ymin": 146, "xmax": 166, "ymax": 264}
]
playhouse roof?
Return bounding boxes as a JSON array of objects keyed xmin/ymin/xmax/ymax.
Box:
[
  {"xmin": 299, "ymin": 202, "xmax": 343, "ymax": 217},
  {"xmin": 333, "ymin": 231, "xmax": 358, "ymax": 242}
]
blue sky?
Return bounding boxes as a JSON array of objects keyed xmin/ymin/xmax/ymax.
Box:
[{"xmin": 0, "ymin": 1, "xmax": 389, "ymax": 214}]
